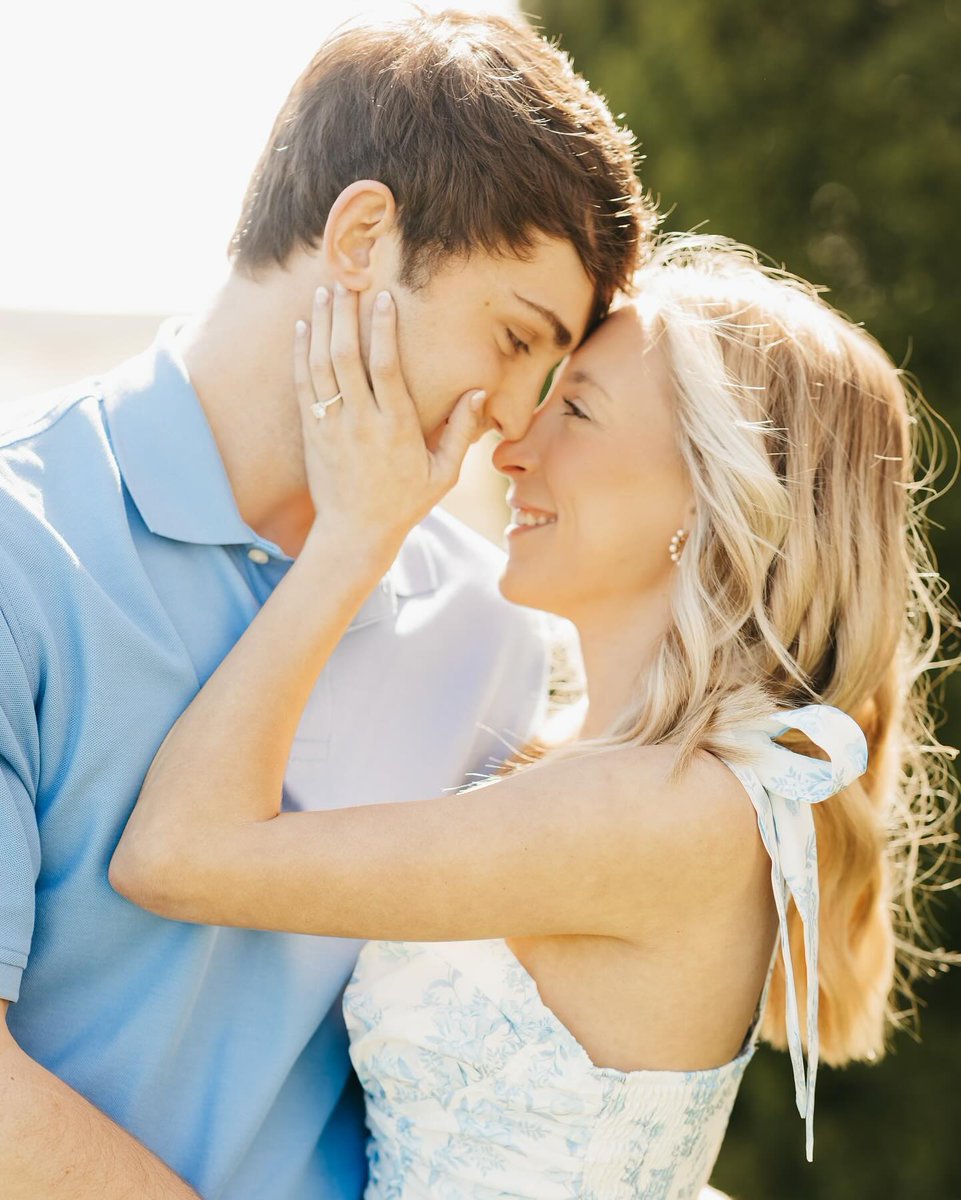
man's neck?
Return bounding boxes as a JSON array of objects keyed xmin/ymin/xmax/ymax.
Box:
[{"xmin": 177, "ymin": 264, "xmax": 319, "ymax": 556}]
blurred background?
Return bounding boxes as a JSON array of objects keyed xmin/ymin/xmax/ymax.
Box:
[{"xmin": 2, "ymin": 1, "xmax": 958, "ymax": 1196}]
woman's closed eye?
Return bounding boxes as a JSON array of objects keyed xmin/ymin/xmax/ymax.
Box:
[
  {"xmin": 506, "ymin": 329, "xmax": 531, "ymax": 356},
  {"xmin": 562, "ymin": 397, "xmax": 589, "ymax": 419}
]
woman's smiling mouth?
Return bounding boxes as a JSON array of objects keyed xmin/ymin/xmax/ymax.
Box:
[{"xmin": 506, "ymin": 505, "xmax": 558, "ymax": 536}]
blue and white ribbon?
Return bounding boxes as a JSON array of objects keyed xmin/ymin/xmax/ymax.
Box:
[{"xmin": 727, "ymin": 704, "xmax": 869, "ymax": 1162}]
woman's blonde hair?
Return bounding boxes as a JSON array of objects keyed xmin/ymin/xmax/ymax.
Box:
[{"xmin": 592, "ymin": 234, "xmax": 958, "ymax": 1065}]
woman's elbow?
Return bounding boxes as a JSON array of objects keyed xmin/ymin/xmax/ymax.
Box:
[{"xmin": 108, "ymin": 827, "xmax": 185, "ymax": 917}]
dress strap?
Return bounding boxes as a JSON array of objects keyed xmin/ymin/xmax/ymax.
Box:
[{"xmin": 723, "ymin": 704, "xmax": 868, "ymax": 1162}]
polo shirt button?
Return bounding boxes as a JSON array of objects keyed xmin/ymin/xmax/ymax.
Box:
[{"xmin": 247, "ymin": 547, "xmax": 270, "ymax": 564}]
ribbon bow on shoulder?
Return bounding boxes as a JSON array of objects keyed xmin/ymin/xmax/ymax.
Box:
[{"xmin": 728, "ymin": 704, "xmax": 868, "ymax": 1162}]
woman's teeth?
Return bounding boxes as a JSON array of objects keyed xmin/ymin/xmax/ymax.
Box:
[{"xmin": 511, "ymin": 509, "xmax": 556, "ymax": 528}]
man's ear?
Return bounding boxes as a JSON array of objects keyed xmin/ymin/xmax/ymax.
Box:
[{"xmin": 321, "ymin": 181, "xmax": 397, "ymax": 291}]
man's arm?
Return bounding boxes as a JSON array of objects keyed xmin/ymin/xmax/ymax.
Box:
[
  {"xmin": 0, "ymin": 1000, "xmax": 201, "ymax": 1200},
  {"xmin": 0, "ymin": 573, "xmax": 200, "ymax": 1200}
]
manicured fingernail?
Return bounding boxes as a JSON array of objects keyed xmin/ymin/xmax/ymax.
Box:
[
  {"xmin": 470, "ymin": 389, "xmax": 487, "ymax": 411},
  {"xmin": 315, "ymin": 286, "xmax": 329, "ymax": 305},
  {"xmin": 334, "ymin": 281, "xmax": 347, "ymax": 297},
  {"xmin": 376, "ymin": 290, "xmax": 392, "ymax": 311},
  {"xmin": 295, "ymin": 319, "xmax": 308, "ymax": 336}
]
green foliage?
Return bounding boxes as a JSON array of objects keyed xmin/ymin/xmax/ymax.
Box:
[{"xmin": 531, "ymin": 1, "xmax": 961, "ymax": 1194}]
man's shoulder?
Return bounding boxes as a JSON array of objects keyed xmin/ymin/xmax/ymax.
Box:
[
  {"xmin": 0, "ymin": 376, "xmax": 120, "ymax": 626},
  {"xmin": 0, "ymin": 376, "xmax": 110, "ymax": 541},
  {"xmin": 0, "ymin": 376, "xmax": 103, "ymax": 452}
]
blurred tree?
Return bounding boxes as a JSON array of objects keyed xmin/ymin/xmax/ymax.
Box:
[{"xmin": 531, "ymin": 1, "xmax": 961, "ymax": 1195}]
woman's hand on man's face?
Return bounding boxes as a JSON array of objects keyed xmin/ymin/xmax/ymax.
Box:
[{"xmin": 294, "ymin": 282, "xmax": 485, "ymax": 560}]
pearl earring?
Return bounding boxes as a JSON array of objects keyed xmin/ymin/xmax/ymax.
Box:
[{"xmin": 668, "ymin": 528, "xmax": 689, "ymax": 564}]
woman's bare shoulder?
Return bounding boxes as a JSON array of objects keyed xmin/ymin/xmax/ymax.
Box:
[
  {"xmin": 575, "ymin": 741, "xmax": 765, "ymax": 910},
  {"xmin": 520, "ymin": 739, "xmax": 758, "ymax": 842},
  {"xmin": 580, "ymin": 739, "xmax": 757, "ymax": 823}
]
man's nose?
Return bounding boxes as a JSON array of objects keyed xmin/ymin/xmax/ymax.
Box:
[{"xmin": 484, "ymin": 371, "xmax": 546, "ymax": 443}]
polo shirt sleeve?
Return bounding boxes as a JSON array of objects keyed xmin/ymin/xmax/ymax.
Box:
[{"xmin": 0, "ymin": 599, "xmax": 41, "ymax": 1003}]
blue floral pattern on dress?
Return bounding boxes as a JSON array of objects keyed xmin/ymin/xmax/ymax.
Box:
[{"xmin": 344, "ymin": 705, "xmax": 868, "ymax": 1196}]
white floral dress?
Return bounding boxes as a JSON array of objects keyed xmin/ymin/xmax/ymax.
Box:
[{"xmin": 344, "ymin": 706, "xmax": 868, "ymax": 1198}]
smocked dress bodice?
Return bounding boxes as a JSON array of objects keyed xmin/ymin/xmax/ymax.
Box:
[{"xmin": 344, "ymin": 706, "xmax": 868, "ymax": 1199}]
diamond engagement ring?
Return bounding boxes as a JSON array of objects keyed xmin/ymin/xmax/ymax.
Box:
[{"xmin": 311, "ymin": 392, "xmax": 343, "ymax": 420}]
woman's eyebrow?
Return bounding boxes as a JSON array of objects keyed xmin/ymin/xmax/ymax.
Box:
[
  {"xmin": 566, "ymin": 368, "xmax": 613, "ymax": 403},
  {"xmin": 513, "ymin": 292, "xmax": 573, "ymax": 349}
]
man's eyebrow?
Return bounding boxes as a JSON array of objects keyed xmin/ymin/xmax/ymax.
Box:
[
  {"xmin": 566, "ymin": 369, "xmax": 613, "ymax": 404},
  {"xmin": 513, "ymin": 292, "xmax": 573, "ymax": 349}
]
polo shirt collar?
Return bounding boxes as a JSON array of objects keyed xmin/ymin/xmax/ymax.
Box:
[
  {"xmin": 101, "ymin": 320, "xmax": 255, "ymax": 548},
  {"xmin": 100, "ymin": 321, "xmax": 440, "ymax": 603}
]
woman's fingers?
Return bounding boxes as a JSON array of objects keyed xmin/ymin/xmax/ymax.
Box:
[
  {"xmin": 293, "ymin": 282, "xmax": 486, "ymax": 535},
  {"xmin": 305, "ymin": 286, "xmax": 338, "ymax": 413},
  {"xmin": 368, "ymin": 290, "xmax": 414, "ymax": 422},
  {"xmin": 329, "ymin": 281, "xmax": 375, "ymax": 414},
  {"xmin": 293, "ymin": 317, "xmax": 325, "ymax": 429},
  {"xmin": 367, "ymin": 287, "xmax": 485, "ymax": 490},
  {"xmin": 430, "ymin": 389, "xmax": 487, "ymax": 489}
]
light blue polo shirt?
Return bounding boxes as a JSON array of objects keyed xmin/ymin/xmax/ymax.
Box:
[{"xmin": 0, "ymin": 325, "xmax": 550, "ymax": 1199}]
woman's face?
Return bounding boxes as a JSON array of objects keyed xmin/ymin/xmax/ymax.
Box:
[{"xmin": 492, "ymin": 304, "xmax": 693, "ymax": 624}]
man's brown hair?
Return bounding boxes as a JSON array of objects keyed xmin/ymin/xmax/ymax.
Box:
[{"xmin": 230, "ymin": 9, "xmax": 655, "ymax": 320}]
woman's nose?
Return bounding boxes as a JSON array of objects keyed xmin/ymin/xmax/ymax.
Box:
[{"xmin": 492, "ymin": 418, "xmax": 542, "ymax": 478}]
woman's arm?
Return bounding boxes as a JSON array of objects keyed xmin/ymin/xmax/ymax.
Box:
[
  {"xmin": 110, "ymin": 533, "xmax": 733, "ymax": 941},
  {"xmin": 108, "ymin": 529, "xmax": 713, "ymax": 939},
  {"xmin": 109, "ymin": 691, "xmax": 691, "ymax": 942},
  {"xmin": 108, "ymin": 509, "xmax": 734, "ymax": 942}
]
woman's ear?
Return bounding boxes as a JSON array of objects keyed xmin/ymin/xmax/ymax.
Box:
[{"xmin": 321, "ymin": 181, "xmax": 398, "ymax": 291}]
